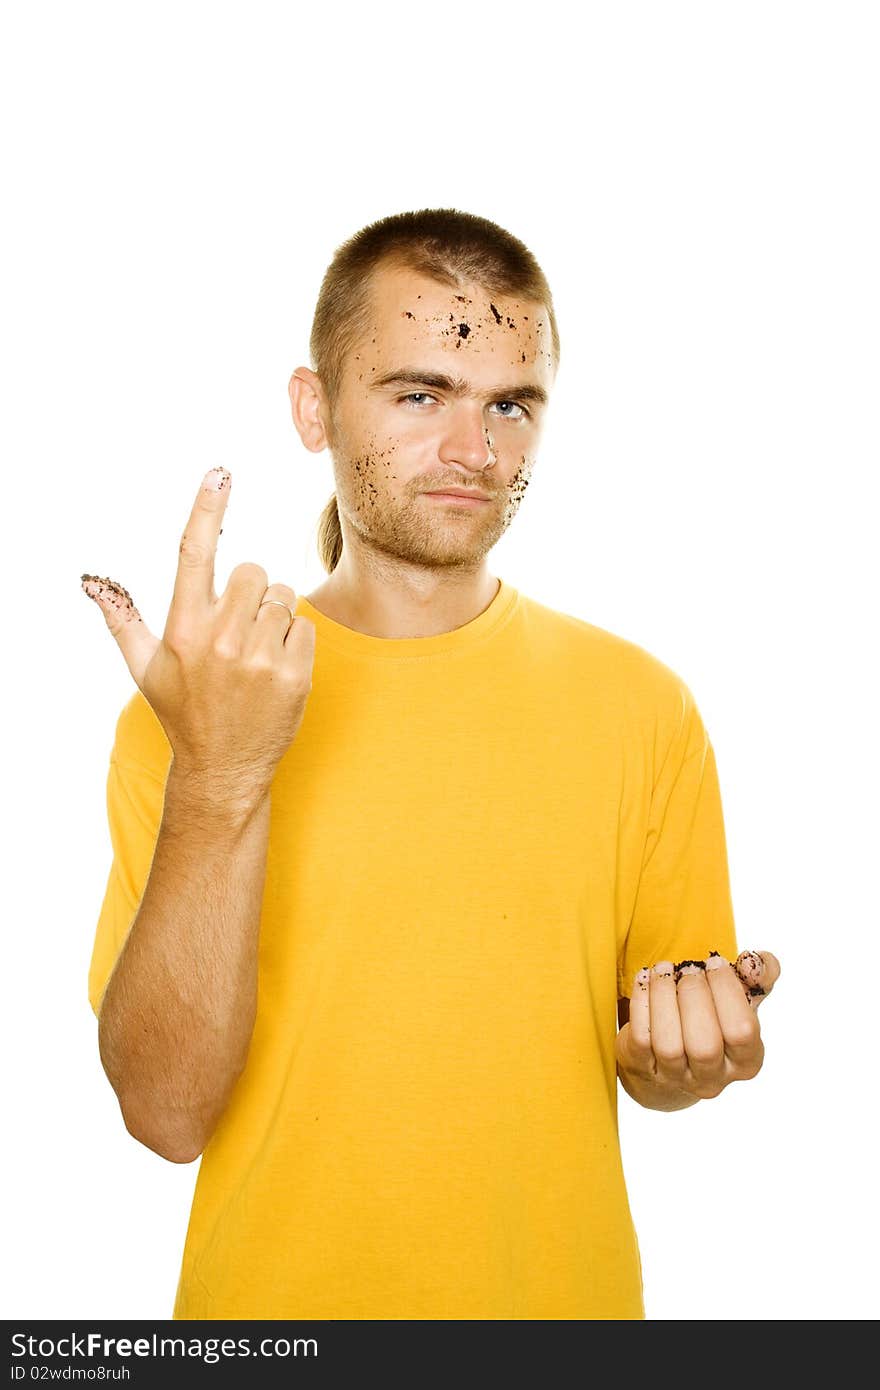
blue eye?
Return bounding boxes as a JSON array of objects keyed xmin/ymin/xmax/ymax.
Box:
[{"xmin": 399, "ymin": 393, "xmax": 527, "ymax": 419}]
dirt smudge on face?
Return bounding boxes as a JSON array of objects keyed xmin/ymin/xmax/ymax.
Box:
[{"xmin": 498, "ymin": 453, "xmax": 535, "ymax": 535}]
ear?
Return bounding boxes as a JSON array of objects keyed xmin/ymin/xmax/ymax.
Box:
[{"xmin": 289, "ymin": 367, "xmax": 333, "ymax": 453}]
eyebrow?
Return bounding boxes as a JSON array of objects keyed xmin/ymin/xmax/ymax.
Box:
[{"xmin": 368, "ymin": 368, "xmax": 549, "ymax": 408}]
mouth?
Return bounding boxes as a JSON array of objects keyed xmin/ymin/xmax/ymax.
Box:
[{"xmin": 423, "ymin": 490, "xmax": 491, "ymax": 506}]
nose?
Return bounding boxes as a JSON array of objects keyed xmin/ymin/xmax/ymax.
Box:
[{"xmin": 437, "ymin": 401, "xmax": 495, "ymax": 473}]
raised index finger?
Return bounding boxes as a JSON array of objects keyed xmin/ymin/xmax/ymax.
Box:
[{"xmin": 170, "ymin": 467, "xmax": 232, "ymax": 618}]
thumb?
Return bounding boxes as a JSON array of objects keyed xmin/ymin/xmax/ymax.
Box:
[
  {"xmin": 81, "ymin": 573, "xmax": 159, "ymax": 689},
  {"xmin": 735, "ymin": 949, "xmax": 781, "ymax": 1009}
]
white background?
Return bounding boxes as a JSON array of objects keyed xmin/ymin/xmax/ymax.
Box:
[{"xmin": 2, "ymin": 0, "xmax": 877, "ymax": 1322}]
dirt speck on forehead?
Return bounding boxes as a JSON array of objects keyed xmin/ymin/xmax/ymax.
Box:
[{"xmin": 384, "ymin": 286, "xmax": 549, "ymax": 366}]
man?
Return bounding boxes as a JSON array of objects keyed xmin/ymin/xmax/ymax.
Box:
[{"xmin": 82, "ymin": 207, "xmax": 779, "ymax": 1321}]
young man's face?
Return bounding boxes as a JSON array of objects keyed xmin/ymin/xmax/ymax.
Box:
[{"xmin": 316, "ymin": 260, "xmax": 556, "ymax": 569}]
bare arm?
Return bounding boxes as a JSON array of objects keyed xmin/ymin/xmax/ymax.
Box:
[
  {"xmin": 83, "ymin": 466, "xmax": 314, "ymax": 1161},
  {"xmin": 97, "ymin": 764, "xmax": 271, "ymax": 1163}
]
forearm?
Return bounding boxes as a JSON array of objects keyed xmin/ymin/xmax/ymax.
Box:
[
  {"xmin": 617, "ymin": 1063, "xmax": 700, "ymax": 1111},
  {"xmin": 97, "ymin": 761, "xmax": 271, "ymax": 1162}
]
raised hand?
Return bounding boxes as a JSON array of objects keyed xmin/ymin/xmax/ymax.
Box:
[
  {"xmin": 616, "ymin": 949, "xmax": 781, "ymax": 1106},
  {"xmin": 81, "ymin": 466, "xmax": 316, "ymax": 802}
]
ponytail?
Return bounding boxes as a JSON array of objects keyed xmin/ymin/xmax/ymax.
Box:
[{"xmin": 316, "ymin": 491, "xmax": 344, "ymax": 574}]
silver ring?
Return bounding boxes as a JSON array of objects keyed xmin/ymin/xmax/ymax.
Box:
[{"xmin": 259, "ymin": 598, "xmax": 295, "ymax": 627}]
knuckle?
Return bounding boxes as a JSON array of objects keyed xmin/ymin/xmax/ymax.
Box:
[
  {"xmin": 102, "ymin": 611, "xmax": 127, "ymax": 639},
  {"xmin": 163, "ymin": 623, "xmax": 192, "ymax": 657},
  {"xmin": 280, "ymin": 665, "xmax": 312, "ymax": 696},
  {"xmin": 726, "ymin": 1020, "xmax": 761, "ymax": 1050},
  {"xmin": 232, "ymin": 562, "xmax": 269, "ymax": 587},
  {"xmin": 212, "ymin": 635, "xmax": 241, "ymax": 662},
  {"xmin": 178, "ymin": 535, "xmax": 212, "ymax": 568},
  {"xmin": 653, "ymin": 1043, "xmax": 684, "ymax": 1067}
]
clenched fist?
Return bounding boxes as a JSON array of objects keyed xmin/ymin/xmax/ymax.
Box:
[{"xmin": 616, "ymin": 949, "xmax": 782, "ymax": 1109}]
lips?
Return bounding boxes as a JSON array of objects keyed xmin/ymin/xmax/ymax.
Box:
[{"xmin": 424, "ymin": 490, "xmax": 491, "ymax": 501}]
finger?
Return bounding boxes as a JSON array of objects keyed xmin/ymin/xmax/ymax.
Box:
[
  {"xmin": 704, "ymin": 953, "xmax": 763, "ymax": 1066},
  {"xmin": 80, "ymin": 572, "xmax": 160, "ymax": 689},
  {"xmin": 169, "ymin": 467, "xmax": 232, "ymax": 623},
  {"xmin": 281, "ymin": 607, "xmax": 316, "ymax": 672},
  {"xmin": 675, "ymin": 961, "xmax": 725, "ymax": 1084},
  {"xmin": 649, "ymin": 962, "xmax": 688, "ymax": 1083},
  {"xmin": 747, "ymin": 949, "xmax": 781, "ymax": 995},
  {"xmin": 735, "ymin": 949, "xmax": 781, "ymax": 1010},
  {"xmin": 619, "ymin": 968, "xmax": 655, "ymax": 1074},
  {"xmin": 249, "ymin": 583, "xmax": 300, "ymax": 651}
]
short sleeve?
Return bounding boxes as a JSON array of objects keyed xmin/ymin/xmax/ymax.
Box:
[
  {"xmin": 87, "ymin": 693, "xmax": 173, "ymax": 1019},
  {"xmin": 617, "ymin": 687, "xmax": 740, "ymax": 999}
]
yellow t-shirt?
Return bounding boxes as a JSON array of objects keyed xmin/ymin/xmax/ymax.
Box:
[{"xmin": 87, "ymin": 577, "xmax": 739, "ymax": 1320}]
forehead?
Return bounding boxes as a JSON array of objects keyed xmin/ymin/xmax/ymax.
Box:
[{"xmin": 361, "ymin": 260, "xmax": 554, "ymax": 375}]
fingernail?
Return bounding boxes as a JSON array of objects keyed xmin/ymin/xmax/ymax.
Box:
[
  {"xmin": 736, "ymin": 950, "xmax": 764, "ymax": 984},
  {"xmin": 652, "ymin": 961, "xmax": 674, "ymax": 978},
  {"xmin": 706, "ymin": 951, "xmax": 728, "ymax": 971},
  {"xmin": 80, "ymin": 573, "xmax": 140, "ymax": 620},
  {"xmin": 201, "ymin": 467, "xmax": 231, "ymax": 492},
  {"xmin": 635, "ymin": 968, "xmax": 651, "ymax": 988},
  {"xmin": 674, "ymin": 959, "xmax": 707, "ymax": 983}
]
